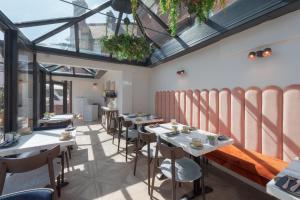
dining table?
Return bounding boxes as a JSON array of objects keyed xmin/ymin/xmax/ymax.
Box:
[
  {"xmin": 145, "ymin": 122, "xmax": 234, "ymax": 199},
  {"xmin": 121, "ymin": 113, "xmax": 164, "ymax": 126},
  {"xmin": 38, "ymin": 114, "xmax": 75, "ymax": 126}
]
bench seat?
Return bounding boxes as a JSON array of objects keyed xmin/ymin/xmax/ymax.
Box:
[{"xmin": 205, "ymin": 145, "xmax": 288, "ymax": 186}]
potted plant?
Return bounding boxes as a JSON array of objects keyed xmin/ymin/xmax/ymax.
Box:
[
  {"xmin": 100, "ymin": 34, "xmax": 152, "ymax": 62},
  {"xmin": 207, "ymin": 135, "xmax": 217, "ymax": 146}
]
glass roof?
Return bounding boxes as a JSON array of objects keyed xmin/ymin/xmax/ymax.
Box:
[{"xmin": 0, "ymin": 0, "xmax": 295, "ymax": 66}]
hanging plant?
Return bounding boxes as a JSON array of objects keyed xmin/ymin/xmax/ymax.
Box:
[
  {"xmin": 131, "ymin": 0, "xmax": 138, "ymax": 16},
  {"xmin": 158, "ymin": 0, "xmax": 227, "ymax": 36},
  {"xmin": 100, "ymin": 34, "xmax": 152, "ymax": 62}
]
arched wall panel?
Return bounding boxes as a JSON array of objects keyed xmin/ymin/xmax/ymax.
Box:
[
  {"xmin": 262, "ymin": 86, "xmax": 283, "ymax": 159},
  {"xmin": 231, "ymin": 87, "xmax": 245, "ymax": 147},
  {"xmin": 157, "ymin": 91, "xmax": 162, "ymax": 118},
  {"xmin": 209, "ymin": 89, "xmax": 219, "ymax": 133},
  {"xmin": 165, "ymin": 91, "xmax": 170, "ymax": 122},
  {"xmin": 219, "ymin": 89, "xmax": 231, "ymax": 136},
  {"xmin": 283, "ymin": 85, "xmax": 300, "ymax": 162},
  {"xmin": 179, "ymin": 91, "xmax": 186, "ymax": 124},
  {"xmin": 161, "ymin": 91, "xmax": 166, "ymax": 121},
  {"xmin": 170, "ymin": 91, "xmax": 175, "ymax": 120},
  {"xmin": 155, "ymin": 92, "xmax": 159, "ymax": 116},
  {"xmin": 245, "ymin": 87, "xmax": 262, "ymax": 152},
  {"xmin": 192, "ymin": 90, "xmax": 200, "ymax": 128},
  {"xmin": 175, "ymin": 91, "xmax": 180, "ymax": 122},
  {"xmin": 186, "ymin": 90, "xmax": 193, "ymax": 126},
  {"xmin": 200, "ymin": 90, "xmax": 209, "ymax": 131}
]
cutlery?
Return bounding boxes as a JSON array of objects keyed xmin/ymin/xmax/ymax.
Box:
[{"xmin": 290, "ymin": 179, "xmax": 300, "ymax": 192}]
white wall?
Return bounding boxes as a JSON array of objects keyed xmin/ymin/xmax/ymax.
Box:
[
  {"xmin": 37, "ymin": 54, "xmax": 151, "ymax": 114},
  {"xmin": 149, "ymin": 10, "xmax": 300, "ymax": 113}
]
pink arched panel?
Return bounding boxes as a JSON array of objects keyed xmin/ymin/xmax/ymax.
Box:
[
  {"xmin": 157, "ymin": 91, "xmax": 162, "ymax": 118},
  {"xmin": 262, "ymin": 86, "xmax": 283, "ymax": 159},
  {"xmin": 186, "ymin": 90, "xmax": 193, "ymax": 126},
  {"xmin": 169, "ymin": 91, "xmax": 175, "ymax": 120},
  {"xmin": 231, "ymin": 87, "xmax": 245, "ymax": 147},
  {"xmin": 161, "ymin": 91, "xmax": 166, "ymax": 121},
  {"xmin": 208, "ymin": 89, "xmax": 219, "ymax": 133},
  {"xmin": 283, "ymin": 85, "xmax": 300, "ymax": 162},
  {"xmin": 192, "ymin": 90, "xmax": 200, "ymax": 128},
  {"xmin": 175, "ymin": 91, "xmax": 180, "ymax": 122},
  {"xmin": 179, "ymin": 91, "xmax": 186, "ymax": 124},
  {"xmin": 200, "ymin": 90, "xmax": 209, "ymax": 131},
  {"xmin": 245, "ymin": 87, "xmax": 262, "ymax": 152},
  {"xmin": 155, "ymin": 92, "xmax": 159, "ymax": 116},
  {"xmin": 165, "ymin": 91, "xmax": 170, "ymax": 122},
  {"xmin": 219, "ymin": 88, "xmax": 231, "ymax": 136}
]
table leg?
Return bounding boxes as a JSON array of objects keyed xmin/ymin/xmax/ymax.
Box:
[
  {"xmin": 60, "ymin": 152, "xmax": 69, "ymax": 187},
  {"xmin": 180, "ymin": 156, "xmax": 213, "ymax": 200}
]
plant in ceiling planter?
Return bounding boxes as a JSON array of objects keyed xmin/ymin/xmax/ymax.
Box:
[
  {"xmin": 132, "ymin": 0, "xmax": 226, "ymax": 36},
  {"xmin": 100, "ymin": 34, "xmax": 152, "ymax": 62}
]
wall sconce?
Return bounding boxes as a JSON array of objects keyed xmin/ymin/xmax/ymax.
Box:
[
  {"xmin": 248, "ymin": 48, "xmax": 272, "ymax": 60},
  {"xmin": 177, "ymin": 70, "xmax": 185, "ymax": 76}
]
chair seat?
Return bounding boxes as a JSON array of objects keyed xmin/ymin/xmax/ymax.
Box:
[
  {"xmin": 121, "ymin": 130, "xmax": 138, "ymax": 141},
  {"xmin": 0, "ymin": 188, "xmax": 54, "ymax": 200},
  {"xmin": 3, "ymin": 158, "xmax": 61, "ymax": 195},
  {"xmin": 140, "ymin": 142, "xmax": 162, "ymax": 158},
  {"xmin": 160, "ymin": 158, "xmax": 202, "ymax": 182}
]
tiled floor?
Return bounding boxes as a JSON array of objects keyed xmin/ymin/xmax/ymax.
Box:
[{"xmin": 61, "ymin": 122, "xmax": 276, "ymax": 200}]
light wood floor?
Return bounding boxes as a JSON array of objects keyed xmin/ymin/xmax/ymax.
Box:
[{"xmin": 61, "ymin": 122, "xmax": 276, "ymax": 200}]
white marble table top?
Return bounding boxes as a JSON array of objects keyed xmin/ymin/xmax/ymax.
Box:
[
  {"xmin": 101, "ymin": 106, "xmax": 118, "ymax": 112},
  {"xmin": 267, "ymin": 159, "xmax": 300, "ymax": 200},
  {"xmin": 0, "ymin": 129, "xmax": 76, "ymax": 157},
  {"xmin": 121, "ymin": 114, "xmax": 164, "ymax": 125},
  {"xmin": 145, "ymin": 123, "xmax": 234, "ymax": 157},
  {"xmin": 39, "ymin": 114, "xmax": 75, "ymax": 124}
]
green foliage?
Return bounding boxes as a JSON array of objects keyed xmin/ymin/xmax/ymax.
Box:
[
  {"xmin": 100, "ymin": 34, "xmax": 152, "ymax": 62},
  {"xmin": 131, "ymin": 0, "xmax": 138, "ymax": 16},
  {"xmin": 157, "ymin": 0, "xmax": 226, "ymax": 36}
]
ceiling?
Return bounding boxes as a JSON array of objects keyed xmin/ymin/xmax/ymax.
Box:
[{"xmin": 0, "ymin": 0, "xmax": 299, "ymax": 67}]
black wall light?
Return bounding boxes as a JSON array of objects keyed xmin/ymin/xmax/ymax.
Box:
[
  {"xmin": 248, "ymin": 48, "xmax": 272, "ymax": 60},
  {"xmin": 177, "ymin": 70, "xmax": 185, "ymax": 76}
]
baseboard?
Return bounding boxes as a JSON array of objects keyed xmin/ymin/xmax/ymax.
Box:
[{"xmin": 209, "ymin": 160, "xmax": 266, "ymax": 193}]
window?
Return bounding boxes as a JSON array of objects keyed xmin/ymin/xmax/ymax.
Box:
[
  {"xmin": 0, "ymin": 30, "xmax": 4, "ymax": 139},
  {"xmin": 17, "ymin": 46, "xmax": 33, "ymax": 130}
]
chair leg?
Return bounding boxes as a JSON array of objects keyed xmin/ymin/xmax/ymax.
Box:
[
  {"xmin": 67, "ymin": 146, "xmax": 72, "ymax": 159},
  {"xmin": 117, "ymin": 133, "xmax": 121, "ymax": 153},
  {"xmin": 147, "ymin": 156, "xmax": 151, "ymax": 195},
  {"xmin": 150, "ymin": 158, "xmax": 157, "ymax": 199},
  {"xmin": 133, "ymin": 141, "xmax": 139, "ymax": 176},
  {"xmin": 64, "ymin": 151, "xmax": 69, "ymax": 170},
  {"xmin": 61, "ymin": 153, "xmax": 65, "ymax": 184},
  {"xmin": 125, "ymin": 128, "xmax": 128, "ymax": 162},
  {"xmin": 56, "ymin": 175, "xmax": 61, "ymax": 197},
  {"xmin": 172, "ymin": 179, "xmax": 176, "ymax": 200}
]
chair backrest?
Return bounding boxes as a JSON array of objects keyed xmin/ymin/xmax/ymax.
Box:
[
  {"xmin": 0, "ymin": 188, "xmax": 54, "ymax": 200},
  {"xmin": 122, "ymin": 120, "xmax": 132, "ymax": 128},
  {"xmin": 138, "ymin": 128, "xmax": 156, "ymax": 144},
  {"xmin": 158, "ymin": 143, "xmax": 185, "ymax": 160},
  {"xmin": 0, "ymin": 146, "xmax": 60, "ymax": 195}
]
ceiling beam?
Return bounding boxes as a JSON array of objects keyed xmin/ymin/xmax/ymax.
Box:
[
  {"xmin": 74, "ymin": 23, "xmax": 80, "ymax": 52},
  {"xmin": 115, "ymin": 12, "xmax": 123, "ymax": 35},
  {"xmin": 33, "ymin": 0, "xmax": 112, "ymax": 44},
  {"xmin": 82, "ymin": 68, "xmax": 95, "ymax": 75},
  {"xmin": 15, "ymin": 17, "xmax": 78, "ymax": 28},
  {"xmin": 137, "ymin": 0, "xmax": 189, "ymax": 49},
  {"xmin": 50, "ymin": 65, "xmax": 63, "ymax": 72}
]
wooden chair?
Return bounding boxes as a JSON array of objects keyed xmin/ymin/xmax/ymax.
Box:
[
  {"xmin": 112, "ymin": 116, "xmax": 122, "ymax": 145},
  {"xmin": 151, "ymin": 142, "xmax": 204, "ymax": 200},
  {"xmin": 133, "ymin": 128, "xmax": 162, "ymax": 195},
  {"xmin": 0, "ymin": 146, "xmax": 62, "ymax": 199},
  {"xmin": 117, "ymin": 119, "xmax": 138, "ymax": 162}
]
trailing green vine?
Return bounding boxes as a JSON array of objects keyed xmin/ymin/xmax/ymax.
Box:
[
  {"xmin": 131, "ymin": 0, "xmax": 138, "ymax": 16},
  {"xmin": 100, "ymin": 34, "xmax": 152, "ymax": 62},
  {"xmin": 156, "ymin": 0, "xmax": 227, "ymax": 36}
]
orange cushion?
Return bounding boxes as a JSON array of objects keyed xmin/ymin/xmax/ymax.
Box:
[{"xmin": 205, "ymin": 145, "xmax": 288, "ymax": 185}]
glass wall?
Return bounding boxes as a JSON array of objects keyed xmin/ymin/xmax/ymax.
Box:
[
  {"xmin": 0, "ymin": 30, "xmax": 4, "ymax": 138},
  {"xmin": 17, "ymin": 45, "xmax": 33, "ymax": 130}
]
